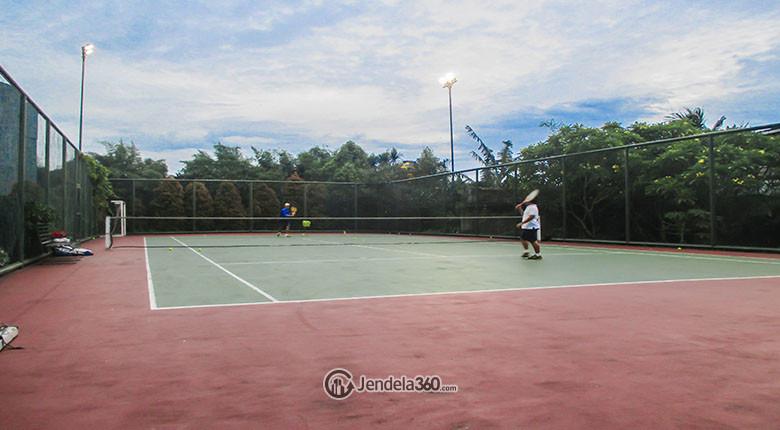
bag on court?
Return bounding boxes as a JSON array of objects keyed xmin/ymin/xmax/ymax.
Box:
[
  {"xmin": 53, "ymin": 245, "xmax": 93, "ymax": 257},
  {"xmin": 0, "ymin": 325, "xmax": 19, "ymax": 352}
]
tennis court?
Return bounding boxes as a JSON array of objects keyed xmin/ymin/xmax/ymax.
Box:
[
  {"xmin": 134, "ymin": 233, "xmax": 780, "ymax": 309},
  {"xmin": 3, "ymin": 233, "xmax": 780, "ymax": 428}
]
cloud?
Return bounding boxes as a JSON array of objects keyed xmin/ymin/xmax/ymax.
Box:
[{"xmin": 2, "ymin": 0, "xmax": 779, "ymax": 173}]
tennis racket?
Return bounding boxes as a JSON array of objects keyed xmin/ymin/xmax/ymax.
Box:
[
  {"xmin": 522, "ymin": 189, "xmax": 539, "ymax": 203},
  {"xmin": 515, "ymin": 189, "xmax": 539, "ymax": 213},
  {"xmin": 515, "ymin": 189, "xmax": 540, "ymax": 229},
  {"xmin": 291, "ymin": 206, "xmax": 298, "ymax": 216}
]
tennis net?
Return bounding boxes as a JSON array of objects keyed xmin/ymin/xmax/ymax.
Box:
[{"xmin": 104, "ymin": 215, "xmax": 524, "ymax": 249}]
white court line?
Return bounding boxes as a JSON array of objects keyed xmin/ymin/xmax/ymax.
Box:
[
  {"xmin": 218, "ymin": 252, "xmax": 588, "ymax": 266},
  {"xmin": 301, "ymin": 235, "xmax": 445, "ymax": 258},
  {"xmin": 477, "ymin": 242, "xmax": 780, "ymax": 265},
  {"xmin": 544, "ymin": 245, "xmax": 780, "ymax": 265},
  {"xmin": 169, "ymin": 236, "xmax": 278, "ymax": 302},
  {"xmin": 144, "ymin": 237, "xmax": 158, "ymax": 309},
  {"xmin": 150, "ymin": 274, "xmax": 780, "ymax": 310}
]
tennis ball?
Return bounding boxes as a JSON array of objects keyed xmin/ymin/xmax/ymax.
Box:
[
  {"xmin": 168, "ymin": 247, "xmax": 173, "ymax": 251},
  {"xmin": 677, "ymin": 247, "xmax": 682, "ymax": 250}
]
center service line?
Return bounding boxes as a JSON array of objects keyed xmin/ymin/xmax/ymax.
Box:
[{"xmin": 169, "ymin": 236, "xmax": 278, "ymax": 302}]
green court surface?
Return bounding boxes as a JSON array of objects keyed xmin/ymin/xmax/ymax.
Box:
[{"xmin": 143, "ymin": 233, "xmax": 780, "ymax": 309}]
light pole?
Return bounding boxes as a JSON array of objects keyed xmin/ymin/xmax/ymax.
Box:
[
  {"xmin": 439, "ymin": 73, "xmax": 457, "ymax": 172},
  {"xmin": 78, "ymin": 43, "xmax": 95, "ymax": 152},
  {"xmin": 77, "ymin": 43, "xmax": 94, "ymax": 238}
]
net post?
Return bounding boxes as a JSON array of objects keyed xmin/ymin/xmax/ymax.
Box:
[
  {"xmin": 120, "ymin": 201, "xmax": 126, "ymax": 236},
  {"xmin": 104, "ymin": 216, "xmax": 111, "ymax": 249},
  {"xmin": 708, "ymin": 135, "xmax": 716, "ymax": 246},
  {"xmin": 624, "ymin": 147, "xmax": 630, "ymax": 243}
]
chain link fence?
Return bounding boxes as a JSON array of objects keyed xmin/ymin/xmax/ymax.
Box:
[{"xmin": 1, "ymin": 66, "xmax": 99, "ymax": 271}]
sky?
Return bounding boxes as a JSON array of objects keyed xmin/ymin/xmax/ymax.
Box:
[{"xmin": 2, "ymin": 0, "xmax": 779, "ymax": 174}]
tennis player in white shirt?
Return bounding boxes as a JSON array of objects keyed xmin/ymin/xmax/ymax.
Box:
[{"xmin": 517, "ymin": 200, "xmax": 542, "ymax": 260}]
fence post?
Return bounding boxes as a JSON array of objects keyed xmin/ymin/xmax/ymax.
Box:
[
  {"xmin": 248, "ymin": 182, "xmax": 254, "ymax": 231},
  {"xmin": 192, "ymin": 181, "xmax": 197, "ymax": 231},
  {"xmin": 513, "ymin": 166, "xmax": 519, "ymax": 237},
  {"xmin": 708, "ymin": 136, "xmax": 716, "ymax": 246},
  {"xmin": 353, "ymin": 184, "xmax": 358, "ymax": 231},
  {"xmin": 303, "ymin": 184, "xmax": 308, "ymax": 217},
  {"xmin": 624, "ymin": 147, "xmax": 630, "ymax": 243},
  {"xmin": 61, "ymin": 143, "xmax": 68, "ymax": 236},
  {"xmin": 131, "ymin": 179, "xmax": 136, "ymax": 234},
  {"xmin": 44, "ymin": 121, "xmax": 50, "ymax": 205},
  {"xmin": 75, "ymin": 154, "xmax": 82, "ymax": 239},
  {"xmin": 561, "ymin": 158, "xmax": 567, "ymax": 238},
  {"xmin": 16, "ymin": 93, "xmax": 26, "ymax": 261}
]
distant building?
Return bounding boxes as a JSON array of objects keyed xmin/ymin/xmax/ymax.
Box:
[{"xmin": 400, "ymin": 160, "xmax": 417, "ymax": 170}]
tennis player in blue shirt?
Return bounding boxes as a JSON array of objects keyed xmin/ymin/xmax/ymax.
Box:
[{"xmin": 277, "ymin": 202, "xmax": 293, "ymax": 237}]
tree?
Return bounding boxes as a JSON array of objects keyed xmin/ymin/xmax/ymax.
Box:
[
  {"xmin": 183, "ymin": 181, "xmax": 214, "ymax": 230},
  {"xmin": 251, "ymin": 148, "xmax": 297, "ymax": 179},
  {"xmin": 184, "ymin": 181, "xmax": 214, "ymax": 217},
  {"xmin": 91, "ymin": 140, "xmax": 167, "ymax": 178},
  {"xmin": 179, "ymin": 143, "xmax": 258, "ymax": 180},
  {"xmin": 323, "ymin": 141, "xmax": 371, "ymax": 182},
  {"xmin": 413, "ymin": 147, "xmax": 448, "ymax": 177},
  {"xmin": 149, "ymin": 179, "xmax": 185, "ymax": 231},
  {"xmin": 91, "ymin": 141, "xmax": 167, "ymax": 221},
  {"xmin": 84, "ymin": 154, "xmax": 114, "ymax": 221},
  {"xmin": 519, "ymin": 123, "xmax": 639, "ymax": 238},
  {"xmin": 666, "ymin": 107, "xmax": 729, "ymax": 131},
  {"xmin": 296, "ymin": 147, "xmax": 332, "ymax": 180},
  {"xmin": 213, "ymin": 182, "xmax": 246, "ymax": 230},
  {"xmin": 369, "ymin": 148, "xmax": 401, "ymax": 167},
  {"xmin": 252, "ymin": 183, "xmax": 280, "ymax": 217},
  {"xmin": 465, "ymin": 125, "xmax": 515, "ymax": 187},
  {"xmin": 281, "ymin": 171, "xmax": 305, "ymax": 209}
]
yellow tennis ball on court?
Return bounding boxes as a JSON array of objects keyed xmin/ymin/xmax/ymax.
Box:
[
  {"xmin": 168, "ymin": 247, "xmax": 173, "ymax": 251},
  {"xmin": 677, "ymin": 247, "xmax": 682, "ymax": 250}
]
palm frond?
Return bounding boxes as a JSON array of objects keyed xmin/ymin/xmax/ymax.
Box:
[
  {"xmin": 465, "ymin": 125, "xmax": 496, "ymax": 166},
  {"xmin": 667, "ymin": 107, "xmax": 706, "ymax": 128}
]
